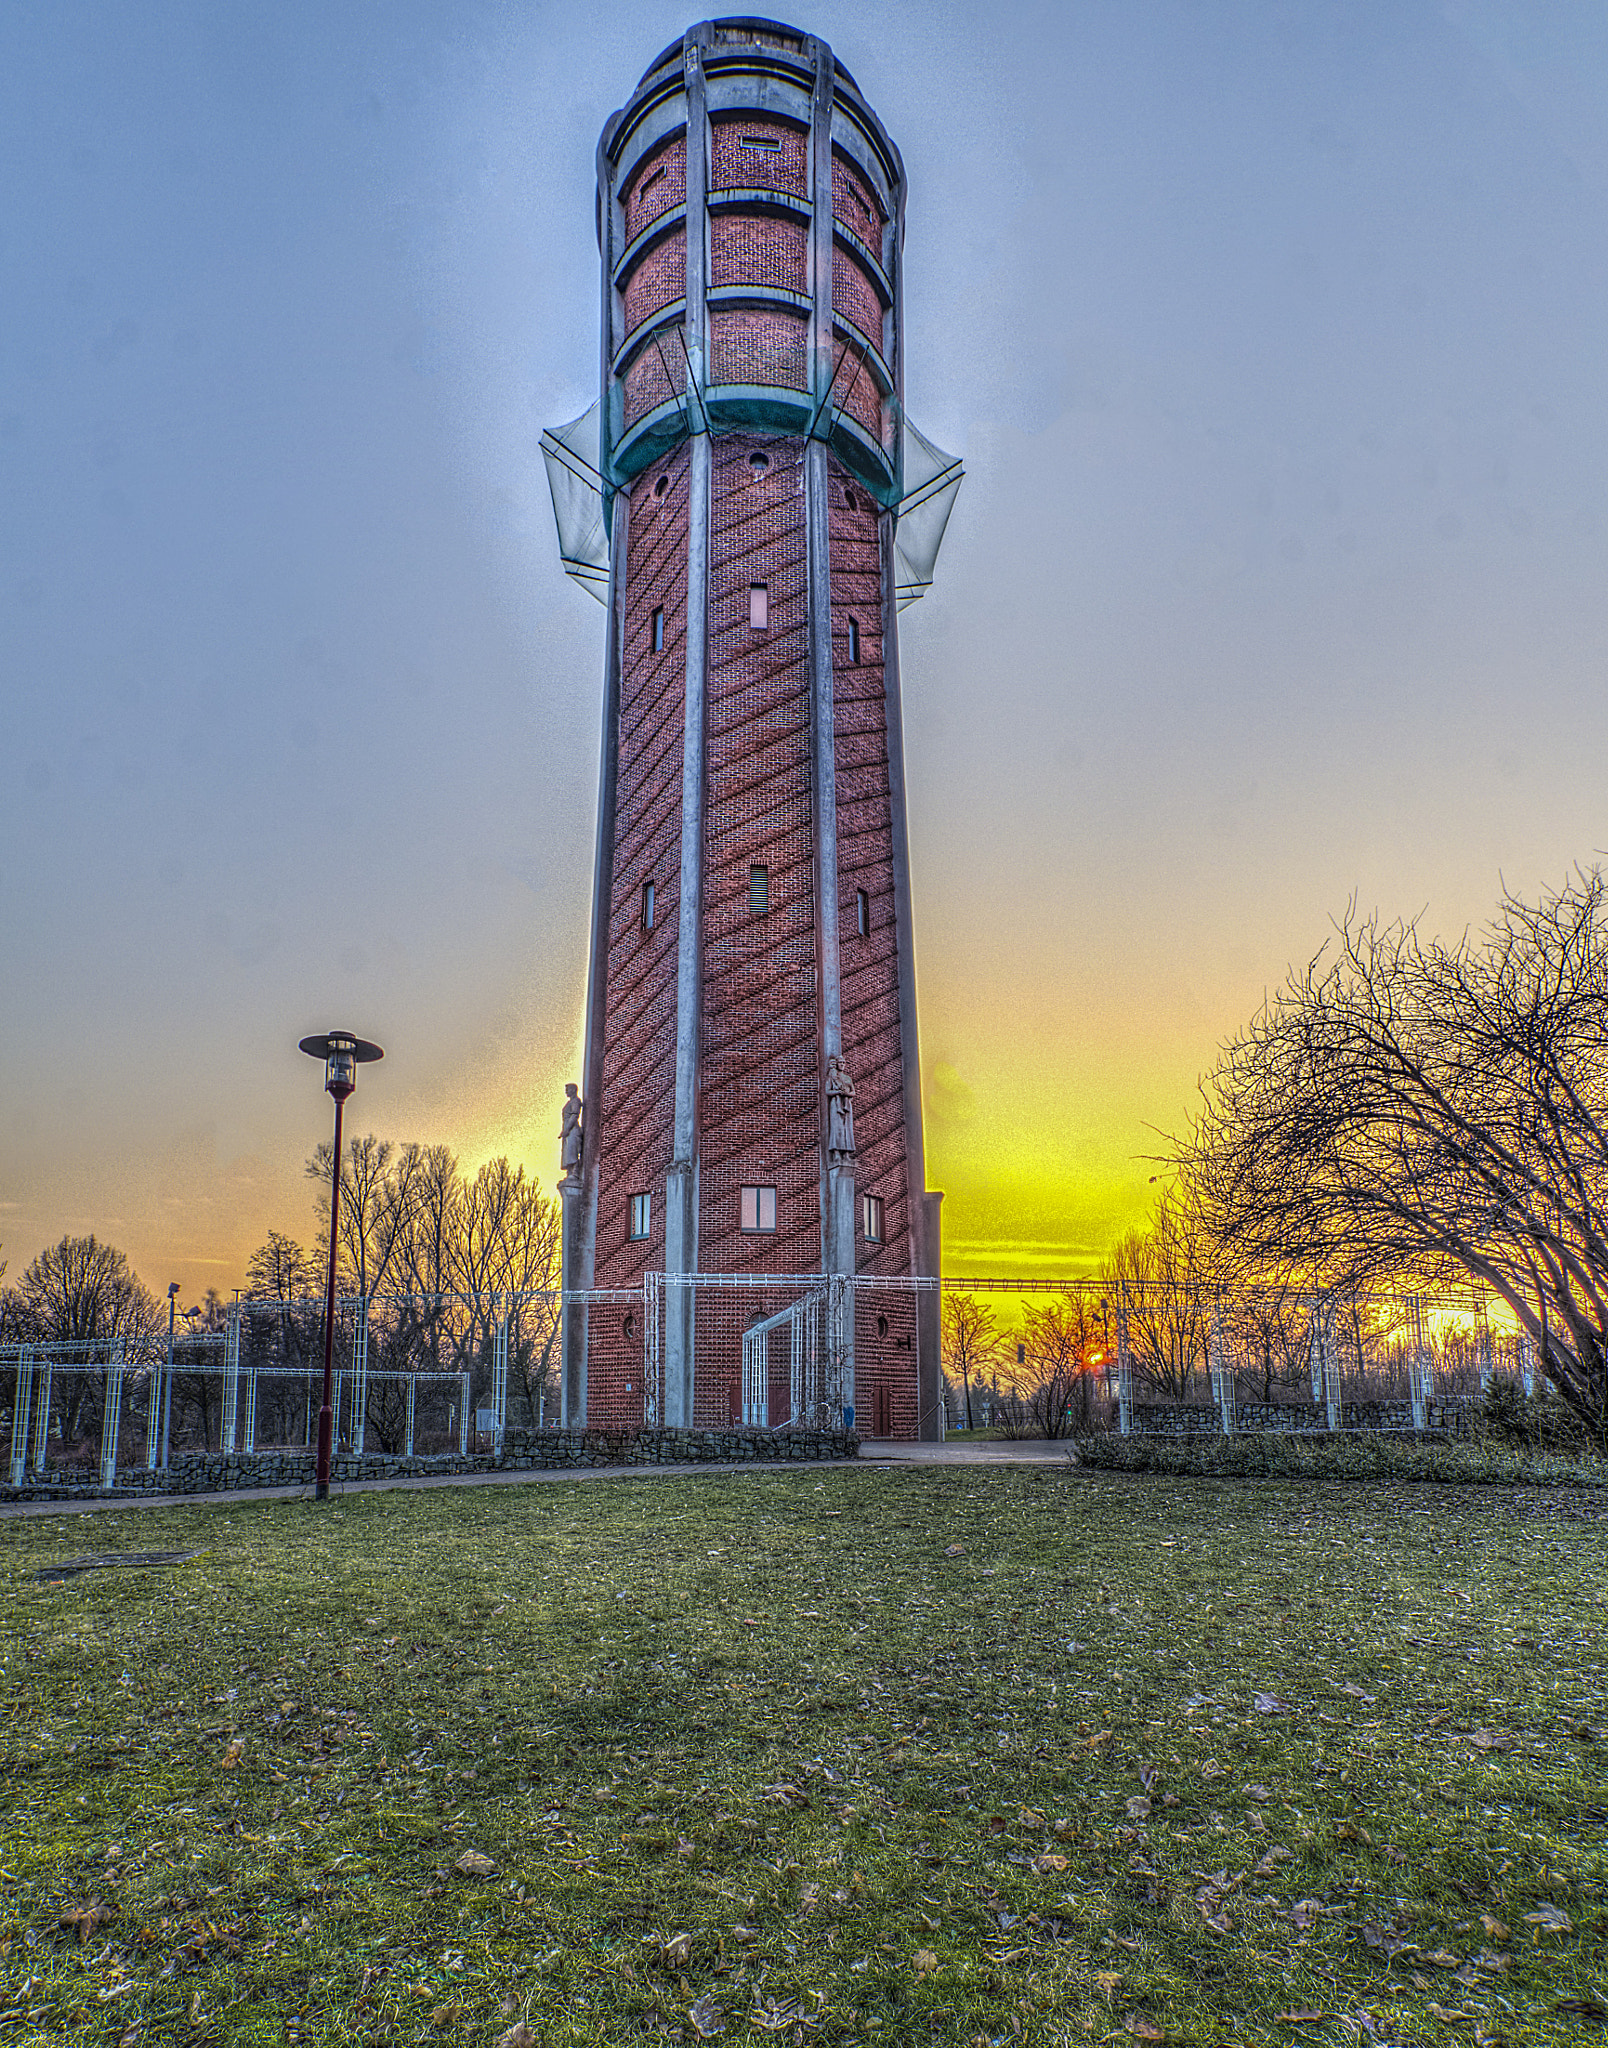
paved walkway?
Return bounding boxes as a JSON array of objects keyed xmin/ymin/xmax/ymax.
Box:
[{"xmin": 0, "ymin": 1438, "xmax": 1071, "ymax": 1519}]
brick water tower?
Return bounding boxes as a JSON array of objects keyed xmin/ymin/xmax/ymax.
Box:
[{"xmin": 543, "ymin": 18, "xmax": 961, "ymax": 1440}]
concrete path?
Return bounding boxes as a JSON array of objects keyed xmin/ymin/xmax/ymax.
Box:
[
  {"xmin": 861, "ymin": 1437, "xmax": 1073, "ymax": 1465},
  {"xmin": 0, "ymin": 1438, "xmax": 1071, "ymax": 1520}
]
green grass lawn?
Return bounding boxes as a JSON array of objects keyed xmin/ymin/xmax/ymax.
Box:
[{"xmin": 2, "ymin": 1467, "xmax": 1605, "ymax": 2047}]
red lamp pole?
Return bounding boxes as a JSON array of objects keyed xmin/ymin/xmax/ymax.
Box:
[
  {"xmin": 299, "ymin": 1031, "xmax": 383, "ymax": 1503},
  {"xmin": 316, "ymin": 1081, "xmax": 349, "ymax": 1501}
]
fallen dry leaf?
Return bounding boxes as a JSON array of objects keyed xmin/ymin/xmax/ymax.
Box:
[
  {"xmin": 1524, "ymin": 1903, "xmax": 1571, "ymax": 1933},
  {"xmin": 59, "ymin": 1900, "xmax": 113, "ymax": 1943},
  {"xmin": 1243, "ymin": 1783, "xmax": 1273, "ymax": 1801},
  {"xmin": 1202, "ymin": 1910, "xmax": 1233, "ymax": 1936},
  {"xmin": 1252, "ymin": 1692, "xmax": 1285, "ymax": 1715},
  {"xmin": 1275, "ymin": 2012, "xmax": 1324, "ymax": 2025},
  {"xmin": 219, "ymin": 1739, "xmax": 245, "ymax": 1769},
  {"xmin": 495, "ymin": 2028, "xmax": 536, "ymax": 2048},
  {"xmin": 912, "ymin": 1948, "xmax": 939, "ymax": 1976},
  {"xmin": 688, "ymin": 1991, "xmax": 725, "ymax": 2038},
  {"xmin": 1289, "ymin": 1899, "xmax": 1324, "ymax": 1931},
  {"xmin": 942, "ymin": 1543, "xmax": 965, "ymax": 1557},
  {"xmin": 1423, "ymin": 1950, "xmax": 1461, "ymax": 1969},
  {"xmin": 453, "ymin": 1850, "xmax": 496, "ymax": 1879},
  {"xmin": 1094, "ymin": 1971, "xmax": 1123, "ymax": 1996},
  {"xmin": 1125, "ymin": 1797, "xmax": 1152, "ymax": 1822},
  {"xmin": 1469, "ymin": 1728, "xmax": 1514, "ymax": 1751},
  {"xmin": 1032, "ymin": 1852, "xmax": 1068, "ymax": 1874},
  {"xmin": 430, "ymin": 2002, "xmax": 462, "ymax": 2027},
  {"xmin": 1481, "ymin": 1914, "xmax": 1508, "ymax": 1941},
  {"xmin": 662, "ymin": 1931, "xmax": 693, "ymax": 1965},
  {"xmin": 1253, "ymin": 1845, "xmax": 1292, "ymax": 1877},
  {"xmin": 1123, "ymin": 2014, "xmax": 1165, "ymax": 2041},
  {"xmin": 1426, "ymin": 2005, "xmax": 1475, "ymax": 2025}
]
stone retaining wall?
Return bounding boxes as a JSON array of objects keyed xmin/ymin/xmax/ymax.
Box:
[
  {"xmin": 0, "ymin": 1426, "xmax": 860, "ymax": 1505},
  {"xmin": 1134, "ymin": 1399, "xmax": 1472, "ymax": 1438}
]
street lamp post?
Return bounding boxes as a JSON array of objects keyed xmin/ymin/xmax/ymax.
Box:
[
  {"xmin": 160, "ymin": 1283, "xmax": 178, "ymax": 1469},
  {"xmin": 298, "ymin": 1031, "xmax": 384, "ymax": 1501}
]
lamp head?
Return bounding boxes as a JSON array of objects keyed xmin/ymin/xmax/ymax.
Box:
[{"xmin": 299, "ymin": 1030, "xmax": 384, "ymax": 1103}]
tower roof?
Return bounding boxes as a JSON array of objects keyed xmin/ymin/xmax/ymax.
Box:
[{"xmin": 637, "ymin": 19, "xmax": 862, "ymax": 91}]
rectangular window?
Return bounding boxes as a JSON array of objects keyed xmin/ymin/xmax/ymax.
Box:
[
  {"xmin": 629, "ymin": 1192, "xmax": 652, "ymax": 1241},
  {"xmin": 740, "ymin": 134, "xmax": 782, "ymax": 152},
  {"xmin": 741, "ymin": 1185, "xmax": 778, "ymax": 1233},
  {"xmin": 641, "ymin": 880, "xmax": 655, "ymax": 932},
  {"xmin": 847, "ymin": 615, "xmax": 860, "ymax": 664},
  {"xmin": 749, "ymin": 582, "xmax": 769, "ymax": 630},
  {"xmin": 856, "ymin": 887, "xmax": 869, "ymax": 938},
  {"xmin": 862, "ymin": 1193, "xmax": 883, "ymax": 1243},
  {"xmin": 749, "ymin": 863, "xmax": 769, "ymax": 914},
  {"xmin": 651, "ymin": 606, "xmax": 664, "ymax": 652}
]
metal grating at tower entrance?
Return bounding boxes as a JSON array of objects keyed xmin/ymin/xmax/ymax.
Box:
[{"xmin": 544, "ymin": 19, "xmax": 962, "ymax": 1441}]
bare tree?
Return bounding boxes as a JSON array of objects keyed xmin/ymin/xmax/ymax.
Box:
[
  {"xmin": 1100, "ymin": 1199, "xmax": 1212, "ymax": 1400},
  {"xmin": 941, "ymin": 1291, "xmax": 1000, "ymax": 1429},
  {"xmin": 15, "ymin": 1235, "xmax": 159, "ymax": 1344},
  {"xmin": 1178, "ymin": 870, "xmax": 1608, "ymax": 1450},
  {"xmin": 1016, "ymin": 1288, "xmax": 1101, "ymax": 1438},
  {"xmin": 12, "ymin": 1235, "xmax": 160, "ymax": 1448}
]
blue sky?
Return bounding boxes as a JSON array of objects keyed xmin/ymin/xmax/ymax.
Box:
[{"xmin": 3, "ymin": 1, "xmax": 1607, "ymax": 1296}]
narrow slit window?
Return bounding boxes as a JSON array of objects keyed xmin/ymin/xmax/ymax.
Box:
[
  {"xmin": 749, "ymin": 864, "xmax": 769, "ymax": 914},
  {"xmin": 654, "ymin": 472, "xmax": 670, "ymax": 498},
  {"xmin": 628, "ymin": 1193, "xmax": 652, "ymax": 1241},
  {"xmin": 856, "ymin": 888, "xmax": 869, "ymax": 938},
  {"xmin": 741, "ymin": 1185, "xmax": 778, "ymax": 1232},
  {"xmin": 639, "ymin": 165, "xmax": 666, "ymax": 198},
  {"xmin": 862, "ymin": 1193, "xmax": 884, "ymax": 1243},
  {"xmin": 651, "ymin": 606, "xmax": 664, "ymax": 652},
  {"xmin": 847, "ymin": 615, "xmax": 860, "ymax": 664},
  {"xmin": 641, "ymin": 880, "xmax": 655, "ymax": 932},
  {"xmin": 740, "ymin": 134, "xmax": 782, "ymax": 152},
  {"xmin": 749, "ymin": 582, "xmax": 769, "ymax": 630}
]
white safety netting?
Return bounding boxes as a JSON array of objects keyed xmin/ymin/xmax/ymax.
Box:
[
  {"xmin": 892, "ymin": 417, "xmax": 963, "ymax": 610},
  {"xmin": 538, "ymin": 401, "xmax": 961, "ymax": 610},
  {"xmin": 540, "ymin": 399, "xmax": 609, "ymax": 604}
]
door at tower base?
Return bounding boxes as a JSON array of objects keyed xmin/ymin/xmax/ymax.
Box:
[{"xmin": 545, "ymin": 20, "xmax": 960, "ymax": 1442}]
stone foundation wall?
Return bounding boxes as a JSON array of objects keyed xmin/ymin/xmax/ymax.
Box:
[
  {"xmin": 1133, "ymin": 1399, "xmax": 1473, "ymax": 1438},
  {"xmin": 0, "ymin": 1426, "xmax": 860, "ymax": 1505}
]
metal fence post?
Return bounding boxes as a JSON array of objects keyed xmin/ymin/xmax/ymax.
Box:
[
  {"xmin": 100, "ymin": 1342, "xmax": 124, "ymax": 1489},
  {"xmin": 352, "ymin": 1294, "xmax": 369, "ymax": 1456},
  {"xmin": 9, "ymin": 1348, "xmax": 33, "ymax": 1488},
  {"xmin": 222, "ymin": 1299, "xmax": 241, "ymax": 1453},
  {"xmin": 31, "ymin": 1354, "xmax": 51, "ymax": 1474}
]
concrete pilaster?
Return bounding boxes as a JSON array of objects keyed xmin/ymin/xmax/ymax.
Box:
[
  {"xmin": 665, "ymin": 31, "xmax": 710, "ymax": 1424},
  {"xmin": 560, "ymin": 1178, "xmax": 585, "ymax": 1428},
  {"xmin": 918, "ymin": 1189, "xmax": 944, "ymax": 1440}
]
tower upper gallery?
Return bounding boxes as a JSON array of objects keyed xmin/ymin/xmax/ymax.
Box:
[{"xmin": 595, "ymin": 19, "xmax": 905, "ymax": 515}]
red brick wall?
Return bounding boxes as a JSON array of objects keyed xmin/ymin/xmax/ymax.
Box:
[
  {"xmin": 832, "ymin": 150, "xmax": 885, "ymax": 247},
  {"xmin": 622, "ymin": 226, "xmax": 687, "ymax": 338},
  {"xmin": 828, "ymin": 456, "xmax": 913, "ymax": 1291},
  {"xmin": 826, "ymin": 346, "xmax": 886, "ymax": 447},
  {"xmin": 832, "ymin": 248, "xmax": 884, "ymax": 349},
  {"xmin": 708, "ymin": 307, "xmax": 809, "ymax": 394},
  {"xmin": 624, "ymin": 136, "xmax": 686, "ymax": 244},
  {"xmin": 711, "ymin": 211, "xmax": 808, "ymax": 297},
  {"xmin": 623, "ymin": 328, "xmax": 685, "ymax": 428},
  {"xmin": 854, "ymin": 1291, "xmax": 920, "ymax": 1437},
  {"xmin": 695, "ymin": 435, "xmax": 821, "ymax": 1429},
  {"xmin": 591, "ymin": 445, "xmax": 692, "ymax": 1319},
  {"xmin": 710, "ymin": 116, "xmax": 807, "ymax": 197}
]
